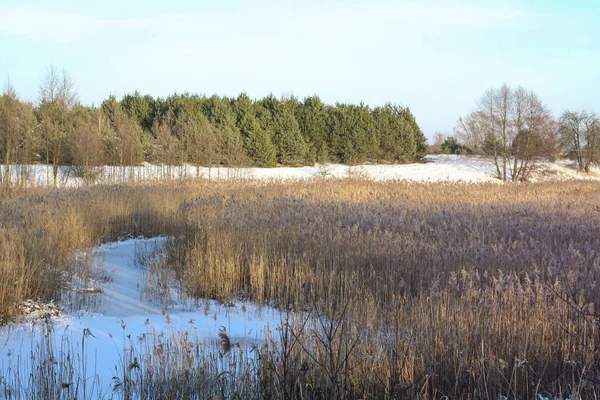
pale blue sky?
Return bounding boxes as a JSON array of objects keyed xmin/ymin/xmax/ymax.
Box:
[{"xmin": 1, "ymin": 0, "xmax": 598, "ymax": 138}]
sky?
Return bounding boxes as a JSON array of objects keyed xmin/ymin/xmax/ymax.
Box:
[{"xmin": 0, "ymin": 0, "xmax": 598, "ymax": 139}]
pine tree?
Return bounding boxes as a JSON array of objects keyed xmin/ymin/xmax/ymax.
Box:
[
  {"xmin": 244, "ymin": 116, "xmax": 276, "ymax": 167},
  {"xmin": 299, "ymin": 95, "xmax": 329, "ymax": 162},
  {"xmin": 233, "ymin": 93, "xmax": 276, "ymax": 166},
  {"xmin": 272, "ymin": 103, "xmax": 308, "ymax": 165},
  {"xmin": 121, "ymin": 91, "xmax": 155, "ymax": 132},
  {"xmin": 404, "ymin": 107, "xmax": 428, "ymax": 160}
]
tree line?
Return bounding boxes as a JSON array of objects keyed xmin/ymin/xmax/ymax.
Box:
[
  {"xmin": 0, "ymin": 67, "xmax": 427, "ymax": 186},
  {"xmin": 450, "ymin": 84, "xmax": 599, "ymax": 181}
]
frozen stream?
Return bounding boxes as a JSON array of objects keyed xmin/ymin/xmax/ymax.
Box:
[{"xmin": 0, "ymin": 237, "xmax": 286, "ymax": 399}]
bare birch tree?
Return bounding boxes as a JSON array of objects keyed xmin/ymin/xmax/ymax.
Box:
[
  {"xmin": 494, "ymin": 84, "xmax": 512, "ymax": 181},
  {"xmin": 455, "ymin": 111, "xmax": 487, "ymax": 151},
  {"xmin": 37, "ymin": 66, "xmax": 79, "ymax": 185},
  {"xmin": 558, "ymin": 110, "xmax": 600, "ymax": 172},
  {"xmin": 456, "ymin": 84, "xmax": 555, "ymax": 181},
  {"xmin": 476, "ymin": 88, "xmax": 503, "ymax": 179},
  {"xmin": 39, "ymin": 66, "xmax": 78, "ymax": 111}
]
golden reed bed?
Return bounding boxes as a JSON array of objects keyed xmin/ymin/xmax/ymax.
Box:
[{"xmin": 1, "ymin": 179, "xmax": 599, "ymax": 399}]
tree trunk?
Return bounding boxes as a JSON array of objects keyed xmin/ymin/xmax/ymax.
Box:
[
  {"xmin": 502, "ymin": 126, "xmax": 507, "ymax": 181},
  {"xmin": 4, "ymin": 146, "xmax": 10, "ymax": 186},
  {"xmin": 512, "ymin": 139, "xmax": 520, "ymax": 182},
  {"xmin": 52, "ymin": 140, "xmax": 61, "ymax": 187}
]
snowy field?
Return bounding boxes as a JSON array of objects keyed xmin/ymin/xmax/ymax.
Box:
[
  {"xmin": 0, "ymin": 155, "xmax": 598, "ymax": 187},
  {"xmin": 0, "ymin": 163, "xmax": 593, "ymax": 398},
  {"xmin": 0, "ymin": 238, "xmax": 286, "ymax": 399}
]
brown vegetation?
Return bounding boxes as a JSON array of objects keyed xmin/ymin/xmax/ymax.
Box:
[{"xmin": 1, "ymin": 179, "xmax": 600, "ymax": 398}]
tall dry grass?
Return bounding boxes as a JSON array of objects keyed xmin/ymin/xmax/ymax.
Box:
[
  {"xmin": 0, "ymin": 180, "xmax": 204, "ymax": 323},
  {"xmin": 170, "ymin": 180, "xmax": 600, "ymax": 398},
  {"xmin": 1, "ymin": 179, "xmax": 600, "ymax": 398}
]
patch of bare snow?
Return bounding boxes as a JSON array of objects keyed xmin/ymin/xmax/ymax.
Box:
[
  {"xmin": 526, "ymin": 159, "xmax": 600, "ymax": 182},
  {"xmin": 2, "ymin": 157, "xmax": 599, "ymax": 186},
  {"xmin": 0, "ymin": 237, "xmax": 286, "ymax": 398}
]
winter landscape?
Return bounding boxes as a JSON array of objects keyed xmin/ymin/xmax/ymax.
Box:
[
  {"xmin": 1, "ymin": 168, "xmax": 600, "ymax": 399},
  {"xmin": 2, "ymin": 1, "xmax": 600, "ymax": 399}
]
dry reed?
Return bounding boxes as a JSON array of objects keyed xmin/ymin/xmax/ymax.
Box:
[{"xmin": 1, "ymin": 179, "xmax": 600, "ymax": 398}]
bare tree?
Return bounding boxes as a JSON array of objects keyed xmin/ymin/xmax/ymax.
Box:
[
  {"xmin": 101, "ymin": 96, "xmax": 143, "ymax": 168},
  {"xmin": 0, "ymin": 81, "xmax": 19, "ymax": 185},
  {"xmin": 37, "ymin": 66, "xmax": 79, "ymax": 185},
  {"xmin": 454, "ymin": 111, "xmax": 487, "ymax": 150},
  {"xmin": 0, "ymin": 80, "xmax": 36, "ymax": 186},
  {"xmin": 508, "ymin": 88, "xmax": 556, "ymax": 181},
  {"xmin": 38, "ymin": 65, "xmax": 78, "ymax": 111},
  {"xmin": 558, "ymin": 110, "xmax": 600, "ymax": 172},
  {"xmin": 70, "ymin": 107, "xmax": 106, "ymax": 183},
  {"xmin": 494, "ymin": 84, "xmax": 512, "ymax": 181},
  {"xmin": 456, "ymin": 84, "xmax": 555, "ymax": 181},
  {"xmin": 429, "ymin": 132, "xmax": 446, "ymax": 153},
  {"xmin": 476, "ymin": 88, "xmax": 503, "ymax": 179},
  {"xmin": 14, "ymin": 101, "xmax": 38, "ymax": 187}
]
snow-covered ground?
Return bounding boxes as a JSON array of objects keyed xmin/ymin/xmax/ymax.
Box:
[
  {"xmin": 0, "ymin": 238, "xmax": 285, "ymax": 399},
  {"xmin": 0, "ymin": 156, "xmax": 598, "ymax": 187}
]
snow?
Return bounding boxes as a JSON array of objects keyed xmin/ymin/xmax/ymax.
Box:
[
  {"xmin": 0, "ymin": 238, "xmax": 285, "ymax": 398},
  {"xmin": 0, "ymin": 159, "xmax": 596, "ymax": 396},
  {"xmin": 0, "ymin": 156, "xmax": 598, "ymax": 187},
  {"xmin": 83, "ymin": 238, "xmax": 168, "ymax": 317}
]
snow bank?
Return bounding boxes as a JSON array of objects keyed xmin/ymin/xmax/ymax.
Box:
[{"xmin": 0, "ymin": 156, "xmax": 598, "ymax": 187}]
